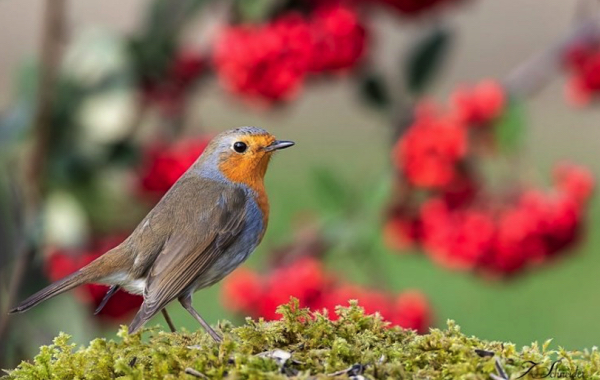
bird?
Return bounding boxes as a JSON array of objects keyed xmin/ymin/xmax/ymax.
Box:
[{"xmin": 9, "ymin": 126, "xmax": 294, "ymax": 342}]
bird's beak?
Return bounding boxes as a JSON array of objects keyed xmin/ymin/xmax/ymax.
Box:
[{"xmin": 264, "ymin": 140, "xmax": 295, "ymax": 152}]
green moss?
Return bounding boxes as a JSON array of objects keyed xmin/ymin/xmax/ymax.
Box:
[{"xmin": 4, "ymin": 300, "xmax": 600, "ymax": 379}]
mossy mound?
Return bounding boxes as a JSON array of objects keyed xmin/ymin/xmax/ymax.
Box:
[{"xmin": 4, "ymin": 300, "xmax": 600, "ymax": 379}]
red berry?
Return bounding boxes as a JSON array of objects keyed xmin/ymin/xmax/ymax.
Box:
[
  {"xmin": 553, "ymin": 162, "xmax": 595, "ymax": 205},
  {"xmin": 390, "ymin": 290, "xmax": 432, "ymax": 333},
  {"xmin": 308, "ymin": 4, "xmax": 367, "ymax": 72},
  {"xmin": 394, "ymin": 109, "xmax": 467, "ymax": 188},
  {"xmin": 450, "ymin": 79, "xmax": 505, "ymax": 126},
  {"xmin": 563, "ymin": 42, "xmax": 600, "ymax": 105},
  {"xmin": 138, "ymin": 137, "xmax": 210, "ymax": 198},
  {"xmin": 221, "ymin": 268, "xmax": 264, "ymax": 316},
  {"xmin": 420, "ymin": 198, "xmax": 494, "ymax": 270}
]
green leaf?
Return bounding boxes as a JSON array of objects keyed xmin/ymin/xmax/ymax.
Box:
[
  {"xmin": 405, "ymin": 27, "xmax": 452, "ymax": 95},
  {"xmin": 107, "ymin": 140, "xmax": 140, "ymax": 167},
  {"xmin": 359, "ymin": 73, "xmax": 391, "ymax": 109},
  {"xmin": 146, "ymin": 0, "xmax": 210, "ymax": 38},
  {"xmin": 494, "ymin": 97, "xmax": 526, "ymax": 153},
  {"xmin": 236, "ymin": 0, "xmax": 282, "ymax": 22}
]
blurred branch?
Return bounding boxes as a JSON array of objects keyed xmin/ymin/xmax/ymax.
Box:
[
  {"xmin": 30, "ymin": 0, "xmax": 66, "ymax": 199},
  {"xmin": 391, "ymin": 14, "xmax": 600, "ymax": 139},
  {"xmin": 0, "ymin": 0, "xmax": 66, "ymax": 365},
  {"xmin": 504, "ymin": 15, "xmax": 600, "ymax": 97}
]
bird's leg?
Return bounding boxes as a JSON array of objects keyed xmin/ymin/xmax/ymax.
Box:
[
  {"xmin": 179, "ymin": 295, "xmax": 222, "ymax": 343},
  {"xmin": 161, "ymin": 308, "xmax": 177, "ymax": 333}
]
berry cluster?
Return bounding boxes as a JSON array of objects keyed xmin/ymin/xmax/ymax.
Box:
[
  {"xmin": 45, "ymin": 236, "xmax": 142, "ymax": 321},
  {"xmin": 222, "ymin": 257, "xmax": 432, "ymax": 333},
  {"xmin": 213, "ymin": 3, "xmax": 366, "ymax": 103},
  {"xmin": 394, "ymin": 80, "xmax": 504, "ymax": 189},
  {"xmin": 564, "ymin": 42, "xmax": 600, "ymax": 106},
  {"xmin": 422, "ymin": 171, "xmax": 590, "ymax": 275},
  {"xmin": 138, "ymin": 137, "xmax": 210, "ymax": 198},
  {"xmin": 386, "ymin": 80, "xmax": 595, "ymax": 277}
]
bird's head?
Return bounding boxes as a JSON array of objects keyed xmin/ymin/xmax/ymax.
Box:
[{"xmin": 198, "ymin": 126, "xmax": 294, "ymax": 187}]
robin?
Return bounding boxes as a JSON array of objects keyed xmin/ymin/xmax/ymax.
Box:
[{"xmin": 9, "ymin": 126, "xmax": 294, "ymax": 342}]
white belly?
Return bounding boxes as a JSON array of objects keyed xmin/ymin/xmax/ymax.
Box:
[{"xmin": 100, "ymin": 272, "xmax": 146, "ymax": 295}]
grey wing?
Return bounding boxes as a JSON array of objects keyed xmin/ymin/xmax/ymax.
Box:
[{"xmin": 127, "ymin": 183, "xmax": 247, "ymax": 334}]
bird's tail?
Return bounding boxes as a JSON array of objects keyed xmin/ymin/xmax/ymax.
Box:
[{"xmin": 9, "ymin": 248, "xmax": 127, "ymax": 314}]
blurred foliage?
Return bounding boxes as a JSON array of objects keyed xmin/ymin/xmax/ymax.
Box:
[
  {"xmin": 130, "ymin": 0, "xmax": 211, "ymax": 83},
  {"xmin": 494, "ymin": 97, "xmax": 526, "ymax": 154},
  {"xmin": 236, "ymin": 0, "xmax": 283, "ymax": 22},
  {"xmin": 310, "ymin": 168, "xmax": 391, "ymax": 258},
  {"xmin": 358, "ymin": 73, "xmax": 392, "ymax": 110}
]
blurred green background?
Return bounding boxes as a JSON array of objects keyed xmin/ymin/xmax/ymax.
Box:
[{"xmin": 1, "ymin": 0, "xmax": 600, "ymax": 368}]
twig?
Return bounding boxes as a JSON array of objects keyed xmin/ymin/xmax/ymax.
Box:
[
  {"xmin": 504, "ymin": 15, "xmax": 600, "ymax": 98},
  {"xmin": 492, "ymin": 357, "xmax": 509, "ymax": 380},
  {"xmin": 184, "ymin": 368, "xmax": 208, "ymax": 378},
  {"xmin": 0, "ymin": 0, "xmax": 66, "ymax": 367}
]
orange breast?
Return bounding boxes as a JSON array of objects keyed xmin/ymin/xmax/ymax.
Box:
[
  {"xmin": 253, "ymin": 184, "xmax": 270, "ymax": 240},
  {"xmin": 218, "ymin": 150, "xmax": 272, "ymax": 232}
]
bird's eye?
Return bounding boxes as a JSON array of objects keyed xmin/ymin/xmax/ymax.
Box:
[{"xmin": 233, "ymin": 141, "xmax": 247, "ymax": 153}]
